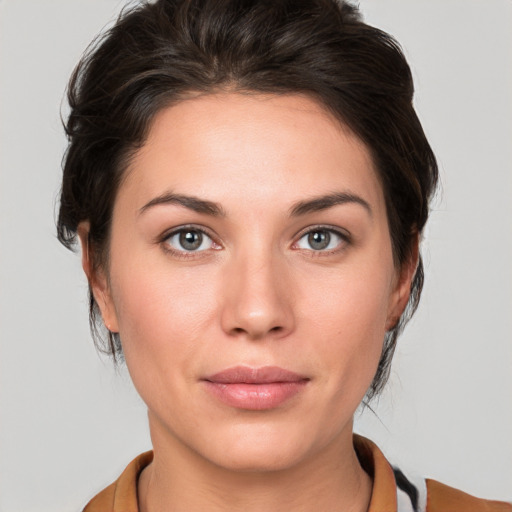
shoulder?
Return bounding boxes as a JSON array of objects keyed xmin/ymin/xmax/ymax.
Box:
[
  {"xmin": 354, "ymin": 435, "xmax": 511, "ymax": 512},
  {"xmin": 426, "ymin": 479, "xmax": 512, "ymax": 512},
  {"xmin": 82, "ymin": 482, "xmax": 116, "ymax": 511}
]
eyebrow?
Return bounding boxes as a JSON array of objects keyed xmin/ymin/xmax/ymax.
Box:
[
  {"xmin": 290, "ymin": 192, "xmax": 372, "ymax": 217},
  {"xmin": 139, "ymin": 192, "xmax": 225, "ymax": 217},
  {"xmin": 139, "ymin": 190, "xmax": 371, "ymax": 218}
]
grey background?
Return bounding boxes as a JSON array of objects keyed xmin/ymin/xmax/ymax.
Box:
[{"xmin": 1, "ymin": 1, "xmax": 511, "ymax": 510}]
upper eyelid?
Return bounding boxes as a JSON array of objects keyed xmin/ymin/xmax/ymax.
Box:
[
  {"xmin": 159, "ymin": 224, "xmax": 218, "ymax": 242},
  {"xmin": 294, "ymin": 224, "xmax": 351, "ymax": 241}
]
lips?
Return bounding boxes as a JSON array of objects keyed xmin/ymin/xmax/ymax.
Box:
[{"xmin": 203, "ymin": 366, "xmax": 309, "ymax": 410}]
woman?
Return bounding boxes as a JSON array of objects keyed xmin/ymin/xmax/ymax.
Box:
[{"xmin": 56, "ymin": 0, "xmax": 511, "ymax": 511}]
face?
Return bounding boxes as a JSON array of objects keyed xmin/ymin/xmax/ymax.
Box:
[{"xmin": 85, "ymin": 93, "xmax": 413, "ymax": 472}]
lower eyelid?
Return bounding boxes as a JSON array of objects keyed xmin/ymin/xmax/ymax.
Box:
[
  {"xmin": 161, "ymin": 226, "xmax": 220, "ymax": 252},
  {"xmin": 293, "ymin": 227, "xmax": 350, "ymax": 250}
]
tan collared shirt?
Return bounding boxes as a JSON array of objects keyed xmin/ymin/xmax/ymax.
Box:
[{"xmin": 82, "ymin": 436, "xmax": 512, "ymax": 511}]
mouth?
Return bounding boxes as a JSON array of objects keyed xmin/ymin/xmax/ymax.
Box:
[{"xmin": 202, "ymin": 366, "xmax": 310, "ymax": 410}]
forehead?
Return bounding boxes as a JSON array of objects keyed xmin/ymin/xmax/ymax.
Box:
[{"xmin": 122, "ymin": 92, "xmax": 385, "ymax": 216}]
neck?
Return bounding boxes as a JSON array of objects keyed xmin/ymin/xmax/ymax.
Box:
[{"xmin": 138, "ymin": 414, "xmax": 372, "ymax": 512}]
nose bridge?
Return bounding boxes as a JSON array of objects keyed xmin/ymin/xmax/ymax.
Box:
[{"xmin": 221, "ymin": 244, "xmax": 294, "ymax": 340}]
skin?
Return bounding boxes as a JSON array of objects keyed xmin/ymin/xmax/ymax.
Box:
[{"xmin": 80, "ymin": 93, "xmax": 416, "ymax": 512}]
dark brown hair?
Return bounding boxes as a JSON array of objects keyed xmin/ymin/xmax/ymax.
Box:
[{"xmin": 58, "ymin": 0, "xmax": 438, "ymax": 400}]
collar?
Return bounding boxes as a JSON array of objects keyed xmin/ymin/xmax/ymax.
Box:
[
  {"xmin": 354, "ymin": 434, "xmax": 398, "ymax": 511},
  {"xmin": 83, "ymin": 435, "xmax": 398, "ymax": 511}
]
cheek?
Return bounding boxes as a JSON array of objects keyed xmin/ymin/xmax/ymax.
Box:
[
  {"xmin": 108, "ymin": 258, "xmax": 221, "ymax": 379},
  {"xmin": 305, "ymin": 260, "xmax": 393, "ymax": 342},
  {"xmin": 107, "ymin": 262, "xmax": 228, "ymax": 431},
  {"xmin": 300, "ymin": 252, "xmax": 395, "ymax": 387}
]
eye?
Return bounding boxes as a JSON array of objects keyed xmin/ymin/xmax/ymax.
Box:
[
  {"xmin": 164, "ymin": 228, "xmax": 217, "ymax": 253},
  {"xmin": 294, "ymin": 228, "xmax": 347, "ymax": 252}
]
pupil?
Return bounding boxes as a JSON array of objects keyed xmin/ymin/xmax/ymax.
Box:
[
  {"xmin": 180, "ymin": 230, "xmax": 202, "ymax": 250},
  {"xmin": 308, "ymin": 230, "xmax": 330, "ymax": 250}
]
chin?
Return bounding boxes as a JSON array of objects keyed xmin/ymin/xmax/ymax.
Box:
[
  {"xmin": 209, "ymin": 443, "xmax": 305, "ymax": 473},
  {"xmin": 196, "ymin": 422, "xmax": 322, "ymax": 473}
]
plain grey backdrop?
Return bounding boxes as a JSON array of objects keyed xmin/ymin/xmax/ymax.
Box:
[{"xmin": 1, "ymin": 1, "xmax": 511, "ymax": 511}]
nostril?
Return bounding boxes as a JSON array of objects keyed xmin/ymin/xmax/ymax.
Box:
[{"xmin": 229, "ymin": 325, "xmax": 284, "ymax": 338}]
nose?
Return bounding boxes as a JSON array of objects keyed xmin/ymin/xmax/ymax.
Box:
[{"xmin": 220, "ymin": 250, "xmax": 295, "ymax": 341}]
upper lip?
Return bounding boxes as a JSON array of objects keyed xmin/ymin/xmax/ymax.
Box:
[{"xmin": 204, "ymin": 366, "xmax": 309, "ymax": 384}]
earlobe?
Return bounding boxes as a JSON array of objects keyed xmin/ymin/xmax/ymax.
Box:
[
  {"xmin": 386, "ymin": 233, "xmax": 420, "ymax": 331},
  {"xmin": 77, "ymin": 222, "xmax": 119, "ymax": 333}
]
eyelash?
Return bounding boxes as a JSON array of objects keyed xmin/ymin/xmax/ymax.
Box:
[
  {"xmin": 292, "ymin": 225, "xmax": 351, "ymax": 255},
  {"xmin": 159, "ymin": 225, "xmax": 220, "ymax": 259},
  {"xmin": 158, "ymin": 225, "xmax": 351, "ymax": 259}
]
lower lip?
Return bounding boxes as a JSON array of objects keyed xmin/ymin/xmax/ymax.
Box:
[{"xmin": 203, "ymin": 381, "xmax": 308, "ymax": 410}]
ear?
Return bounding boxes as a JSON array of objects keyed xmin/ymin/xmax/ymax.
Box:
[
  {"xmin": 77, "ymin": 222, "xmax": 119, "ymax": 333},
  {"xmin": 385, "ymin": 232, "xmax": 420, "ymax": 331}
]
